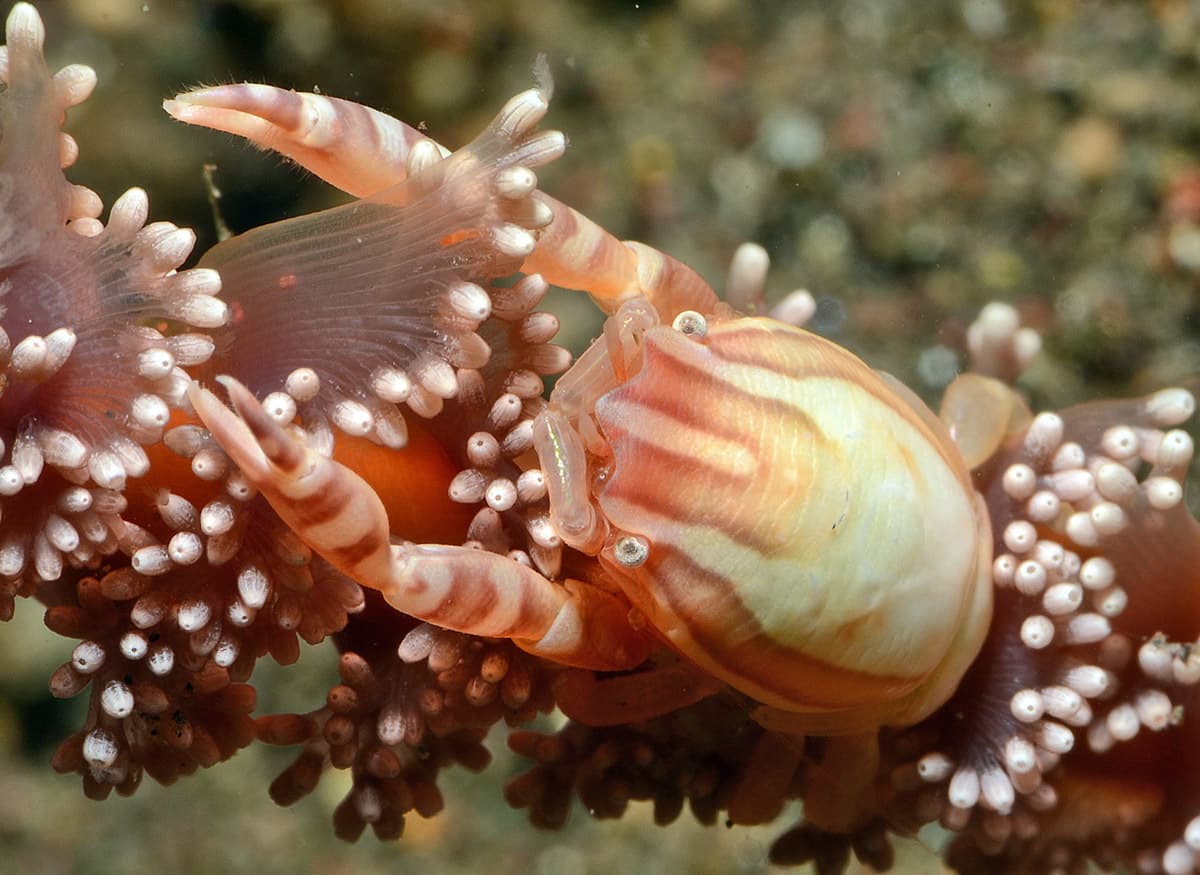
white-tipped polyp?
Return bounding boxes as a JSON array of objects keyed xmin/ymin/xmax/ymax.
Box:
[
  {"xmin": 1156, "ymin": 430, "xmax": 1194, "ymax": 471},
  {"xmin": 724, "ymin": 242, "xmax": 770, "ymax": 312},
  {"xmin": 1145, "ymin": 387, "xmax": 1196, "ymax": 426},
  {"xmin": 916, "ymin": 752, "xmax": 954, "ymax": 782},
  {"xmin": 52, "ymin": 63, "xmax": 98, "ymax": 109},
  {"xmin": 1023, "ymin": 412, "xmax": 1064, "ymax": 460},
  {"xmin": 947, "ymin": 768, "xmax": 980, "ymax": 809},
  {"xmin": 171, "ymin": 293, "xmax": 228, "ymax": 329},
  {"xmin": 497, "ymin": 88, "xmax": 549, "ymax": 140},
  {"xmin": 494, "ymin": 166, "xmax": 537, "ymax": 199},
  {"xmin": 6, "ymin": 4, "xmax": 45, "ymax": 53},
  {"xmin": 509, "ymin": 130, "xmax": 566, "ymax": 169},
  {"xmin": 406, "ymin": 138, "xmax": 444, "ymax": 176},
  {"xmin": 493, "ymin": 223, "xmax": 536, "ymax": 258}
]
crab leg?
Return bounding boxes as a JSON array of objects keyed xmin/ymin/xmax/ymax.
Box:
[
  {"xmin": 187, "ymin": 377, "xmax": 650, "ymax": 671},
  {"xmin": 523, "ymin": 204, "xmax": 721, "ymax": 317},
  {"xmin": 165, "ymin": 81, "xmax": 721, "ymax": 318},
  {"xmin": 552, "ymin": 663, "xmax": 723, "ymax": 726}
]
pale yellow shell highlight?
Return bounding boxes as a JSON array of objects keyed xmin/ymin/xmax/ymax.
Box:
[{"xmin": 594, "ymin": 318, "xmax": 992, "ymax": 723}]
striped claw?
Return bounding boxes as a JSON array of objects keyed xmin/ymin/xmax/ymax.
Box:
[
  {"xmin": 165, "ymin": 78, "xmax": 717, "ymax": 319},
  {"xmin": 187, "ymin": 377, "xmax": 394, "ymax": 586},
  {"xmin": 187, "ymin": 376, "xmax": 649, "ymax": 672},
  {"xmin": 164, "ymin": 83, "xmax": 448, "ymax": 199}
]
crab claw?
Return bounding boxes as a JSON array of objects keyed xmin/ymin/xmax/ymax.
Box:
[
  {"xmin": 164, "ymin": 79, "xmax": 719, "ymax": 319},
  {"xmin": 187, "ymin": 376, "xmax": 396, "ymax": 588},
  {"xmin": 165, "ymin": 83, "xmax": 447, "ymax": 199},
  {"xmin": 188, "ymin": 376, "xmax": 650, "ymax": 671},
  {"xmin": 202, "ymin": 376, "xmax": 306, "ymax": 479}
]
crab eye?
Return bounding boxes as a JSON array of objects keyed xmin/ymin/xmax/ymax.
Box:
[
  {"xmin": 613, "ymin": 534, "xmax": 650, "ymax": 567},
  {"xmin": 671, "ymin": 310, "xmax": 708, "ymax": 337}
]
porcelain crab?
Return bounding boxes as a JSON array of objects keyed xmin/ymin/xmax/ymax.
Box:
[{"xmin": 175, "ymin": 70, "xmax": 996, "ymax": 741}]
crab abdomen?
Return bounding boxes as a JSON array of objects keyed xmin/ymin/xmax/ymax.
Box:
[{"xmin": 593, "ymin": 317, "xmax": 992, "ymax": 723}]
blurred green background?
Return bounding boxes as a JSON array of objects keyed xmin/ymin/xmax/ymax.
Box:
[{"xmin": 6, "ymin": 0, "xmax": 1200, "ymax": 871}]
